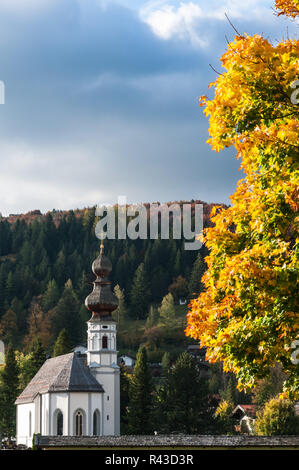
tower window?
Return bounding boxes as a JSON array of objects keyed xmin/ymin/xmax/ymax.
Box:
[
  {"xmin": 107, "ymin": 415, "xmax": 109, "ymax": 421},
  {"xmin": 102, "ymin": 325, "xmax": 108, "ymax": 329},
  {"xmin": 102, "ymin": 335, "xmax": 108, "ymax": 349},
  {"xmin": 107, "ymin": 395, "xmax": 109, "ymax": 401}
]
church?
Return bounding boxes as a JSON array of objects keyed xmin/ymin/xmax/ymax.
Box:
[{"xmin": 15, "ymin": 243, "xmax": 120, "ymax": 447}]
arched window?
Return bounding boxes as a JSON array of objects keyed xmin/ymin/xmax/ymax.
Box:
[
  {"xmin": 75, "ymin": 410, "xmax": 83, "ymax": 436},
  {"xmin": 53, "ymin": 409, "xmax": 63, "ymax": 436},
  {"xmin": 93, "ymin": 409, "xmax": 100, "ymax": 436},
  {"xmin": 57, "ymin": 411, "xmax": 63, "ymax": 436},
  {"xmin": 102, "ymin": 335, "xmax": 108, "ymax": 349}
]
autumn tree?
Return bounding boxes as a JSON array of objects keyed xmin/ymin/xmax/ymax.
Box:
[
  {"xmin": 275, "ymin": 0, "xmax": 299, "ymax": 17},
  {"xmin": 158, "ymin": 292, "xmax": 176, "ymax": 326},
  {"xmin": 255, "ymin": 397, "xmax": 299, "ymax": 435},
  {"xmin": 252, "ymin": 364, "xmax": 287, "ymax": 409},
  {"xmin": 113, "ymin": 284, "xmax": 128, "ymax": 324},
  {"xmin": 23, "ymin": 300, "xmax": 53, "ymax": 352},
  {"xmin": 168, "ymin": 275, "xmax": 189, "ymax": 302},
  {"xmin": 186, "ymin": 0, "xmax": 299, "ymax": 398},
  {"xmin": 215, "ymin": 400, "xmax": 235, "ymax": 435}
]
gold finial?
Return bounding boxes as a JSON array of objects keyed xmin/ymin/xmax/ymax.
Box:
[{"xmin": 100, "ymin": 231, "xmax": 104, "ymax": 255}]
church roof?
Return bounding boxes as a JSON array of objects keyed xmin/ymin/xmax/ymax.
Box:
[{"xmin": 15, "ymin": 352, "xmax": 104, "ymax": 404}]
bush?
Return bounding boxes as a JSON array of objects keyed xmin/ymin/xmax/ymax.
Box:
[
  {"xmin": 255, "ymin": 397, "xmax": 299, "ymax": 435},
  {"xmin": 215, "ymin": 400, "xmax": 235, "ymax": 435}
]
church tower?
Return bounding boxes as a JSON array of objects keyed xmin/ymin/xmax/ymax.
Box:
[{"xmin": 85, "ymin": 242, "xmax": 120, "ymax": 435}]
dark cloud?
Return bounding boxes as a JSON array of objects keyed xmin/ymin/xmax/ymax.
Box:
[{"xmin": 0, "ymin": 0, "xmax": 294, "ymax": 215}]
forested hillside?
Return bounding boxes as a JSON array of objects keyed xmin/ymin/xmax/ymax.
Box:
[{"xmin": 0, "ymin": 200, "xmax": 222, "ymax": 358}]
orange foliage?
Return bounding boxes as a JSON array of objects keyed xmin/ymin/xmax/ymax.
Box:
[
  {"xmin": 275, "ymin": 0, "xmax": 299, "ymax": 17},
  {"xmin": 186, "ymin": 6, "xmax": 299, "ymax": 397}
]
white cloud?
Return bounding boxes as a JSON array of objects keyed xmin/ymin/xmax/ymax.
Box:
[
  {"xmin": 140, "ymin": 0, "xmax": 275, "ymax": 46},
  {"xmin": 140, "ymin": 2, "xmax": 206, "ymax": 46},
  {"xmin": 0, "ymin": 141, "xmax": 108, "ymax": 215}
]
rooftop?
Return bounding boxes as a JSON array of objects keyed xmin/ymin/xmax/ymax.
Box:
[{"xmin": 15, "ymin": 352, "xmax": 104, "ymax": 404}]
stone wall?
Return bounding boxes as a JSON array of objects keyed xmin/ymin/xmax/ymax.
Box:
[{"xmin": 35, "ymin": 434, "xmax": 299, "ymax": 449}]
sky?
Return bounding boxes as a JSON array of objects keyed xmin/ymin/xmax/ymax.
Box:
[{"xmin": 0, "ymin": 0, "xmax": 297, "ymax": 215}]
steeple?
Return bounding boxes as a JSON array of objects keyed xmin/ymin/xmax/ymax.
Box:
[
  {"xmin": 85, "ymin": 241, "xmax": 120, "ymax": 436},
  {"xmin": 85, "ymin": 242, "xmax": 118, "ymax": 321}
]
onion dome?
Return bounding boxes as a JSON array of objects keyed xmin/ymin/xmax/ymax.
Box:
[{"xmin": 85, "ymin": 242, "xmax": 118, "ymax": 321}]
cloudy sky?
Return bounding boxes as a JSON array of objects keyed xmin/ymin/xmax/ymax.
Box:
[{"xmin": 0, "ymin": 0, "xmax": 296, "ymax": 215}]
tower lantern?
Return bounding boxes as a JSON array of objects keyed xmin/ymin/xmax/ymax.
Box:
[{"xmin": 85, "ymin": 241, "xmax": 118, "ymax": 320}]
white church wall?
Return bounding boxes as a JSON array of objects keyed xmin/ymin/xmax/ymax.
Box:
[
  {"xmin": 41, "ymin": 393, "xmax": 50, "ymax": 435},
  {"xmin": 90, "ymin": 392, "xmax": 104, "ymax": 436},
  {"xmin": 16, "ymin": 402, "xmax": 35, "ymax": 447},
  {"xmin": 49, "ymin": 392, "xmax": 69, "ymax": 435},
  {"xmin": 93, "ymin": 368, "xmax": 120, "ymax": 436},
  {"xmin": 69, "ymin": 392, "xmax": 90, "ymax": 435}
]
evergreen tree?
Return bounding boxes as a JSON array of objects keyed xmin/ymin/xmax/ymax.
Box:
[
  {"xmin": 120, "ymin": 363, "xmax": 130, "ymax": 434},
  {"xmin": 5, "ymin": 272, "xmax": 15, "ymax": 304},
  {"xmin": 0, "ymin": 204, "xmax": 217, "ymax": 357},
  {"xmin": 53, "ymin": 328, "xmax": 72, "ymax": 357},
  {"xmin": 151, "ymin": 265, "xmax": 170, "ymax": 303},
  {"xmin": 130, "ymin": 263, "xmax": 150, "ymax": 320},
  {"xmin": 54, "ymin": 249, "xmax": 67, "ymax": 288},
  {"xmin": 42, "ymin": 279, "xmax": 59, "ymax": 312},
  {"xmin": 77, "ymin": 271, "xmax": 90, "ymax": 301},
  {"xmin": 189, "ymin": 252, "xmax": 205, "ymax": 298},
  {"xmin": 161, "ymin": 351, "xmax": 171, "ymax": 376},
  {"xmin": 29, "ymin": 336, "xmax": 46, "ymax": 375},
  {"xmin": 0, "ymin": 346, "xmax": 19, "ymax": 439},
  {"xmin": 160, "ymin": 352, "xmax": 213, "ymax": 434},
  {"xmin": 173, "ymin": 249, "xmax": 182, "ymax": 278},
  {"xmin": 145, "ymin": 305, "xmax": 159, "ymax": 329},
  {"xmin": 42, "ymin": 213, "xmax": 58, "ymax": 262},
  {"xmin": 79, "ymin": 303, "xmax": 90, "ymax": 340},
  {"xmin": 127, "ymin": 346, "xmax": 153, "ymax": 434},
  {"xmin": 10, "ymin": 297, "xmax": 26, "ymax": 334},
  {"xmin": 51, "ymin": 280, "xmax": 81, "ymax": 346},
  {"xmin": 0, "ymin": 309, "xmax": 18, "ymax": 348}
]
